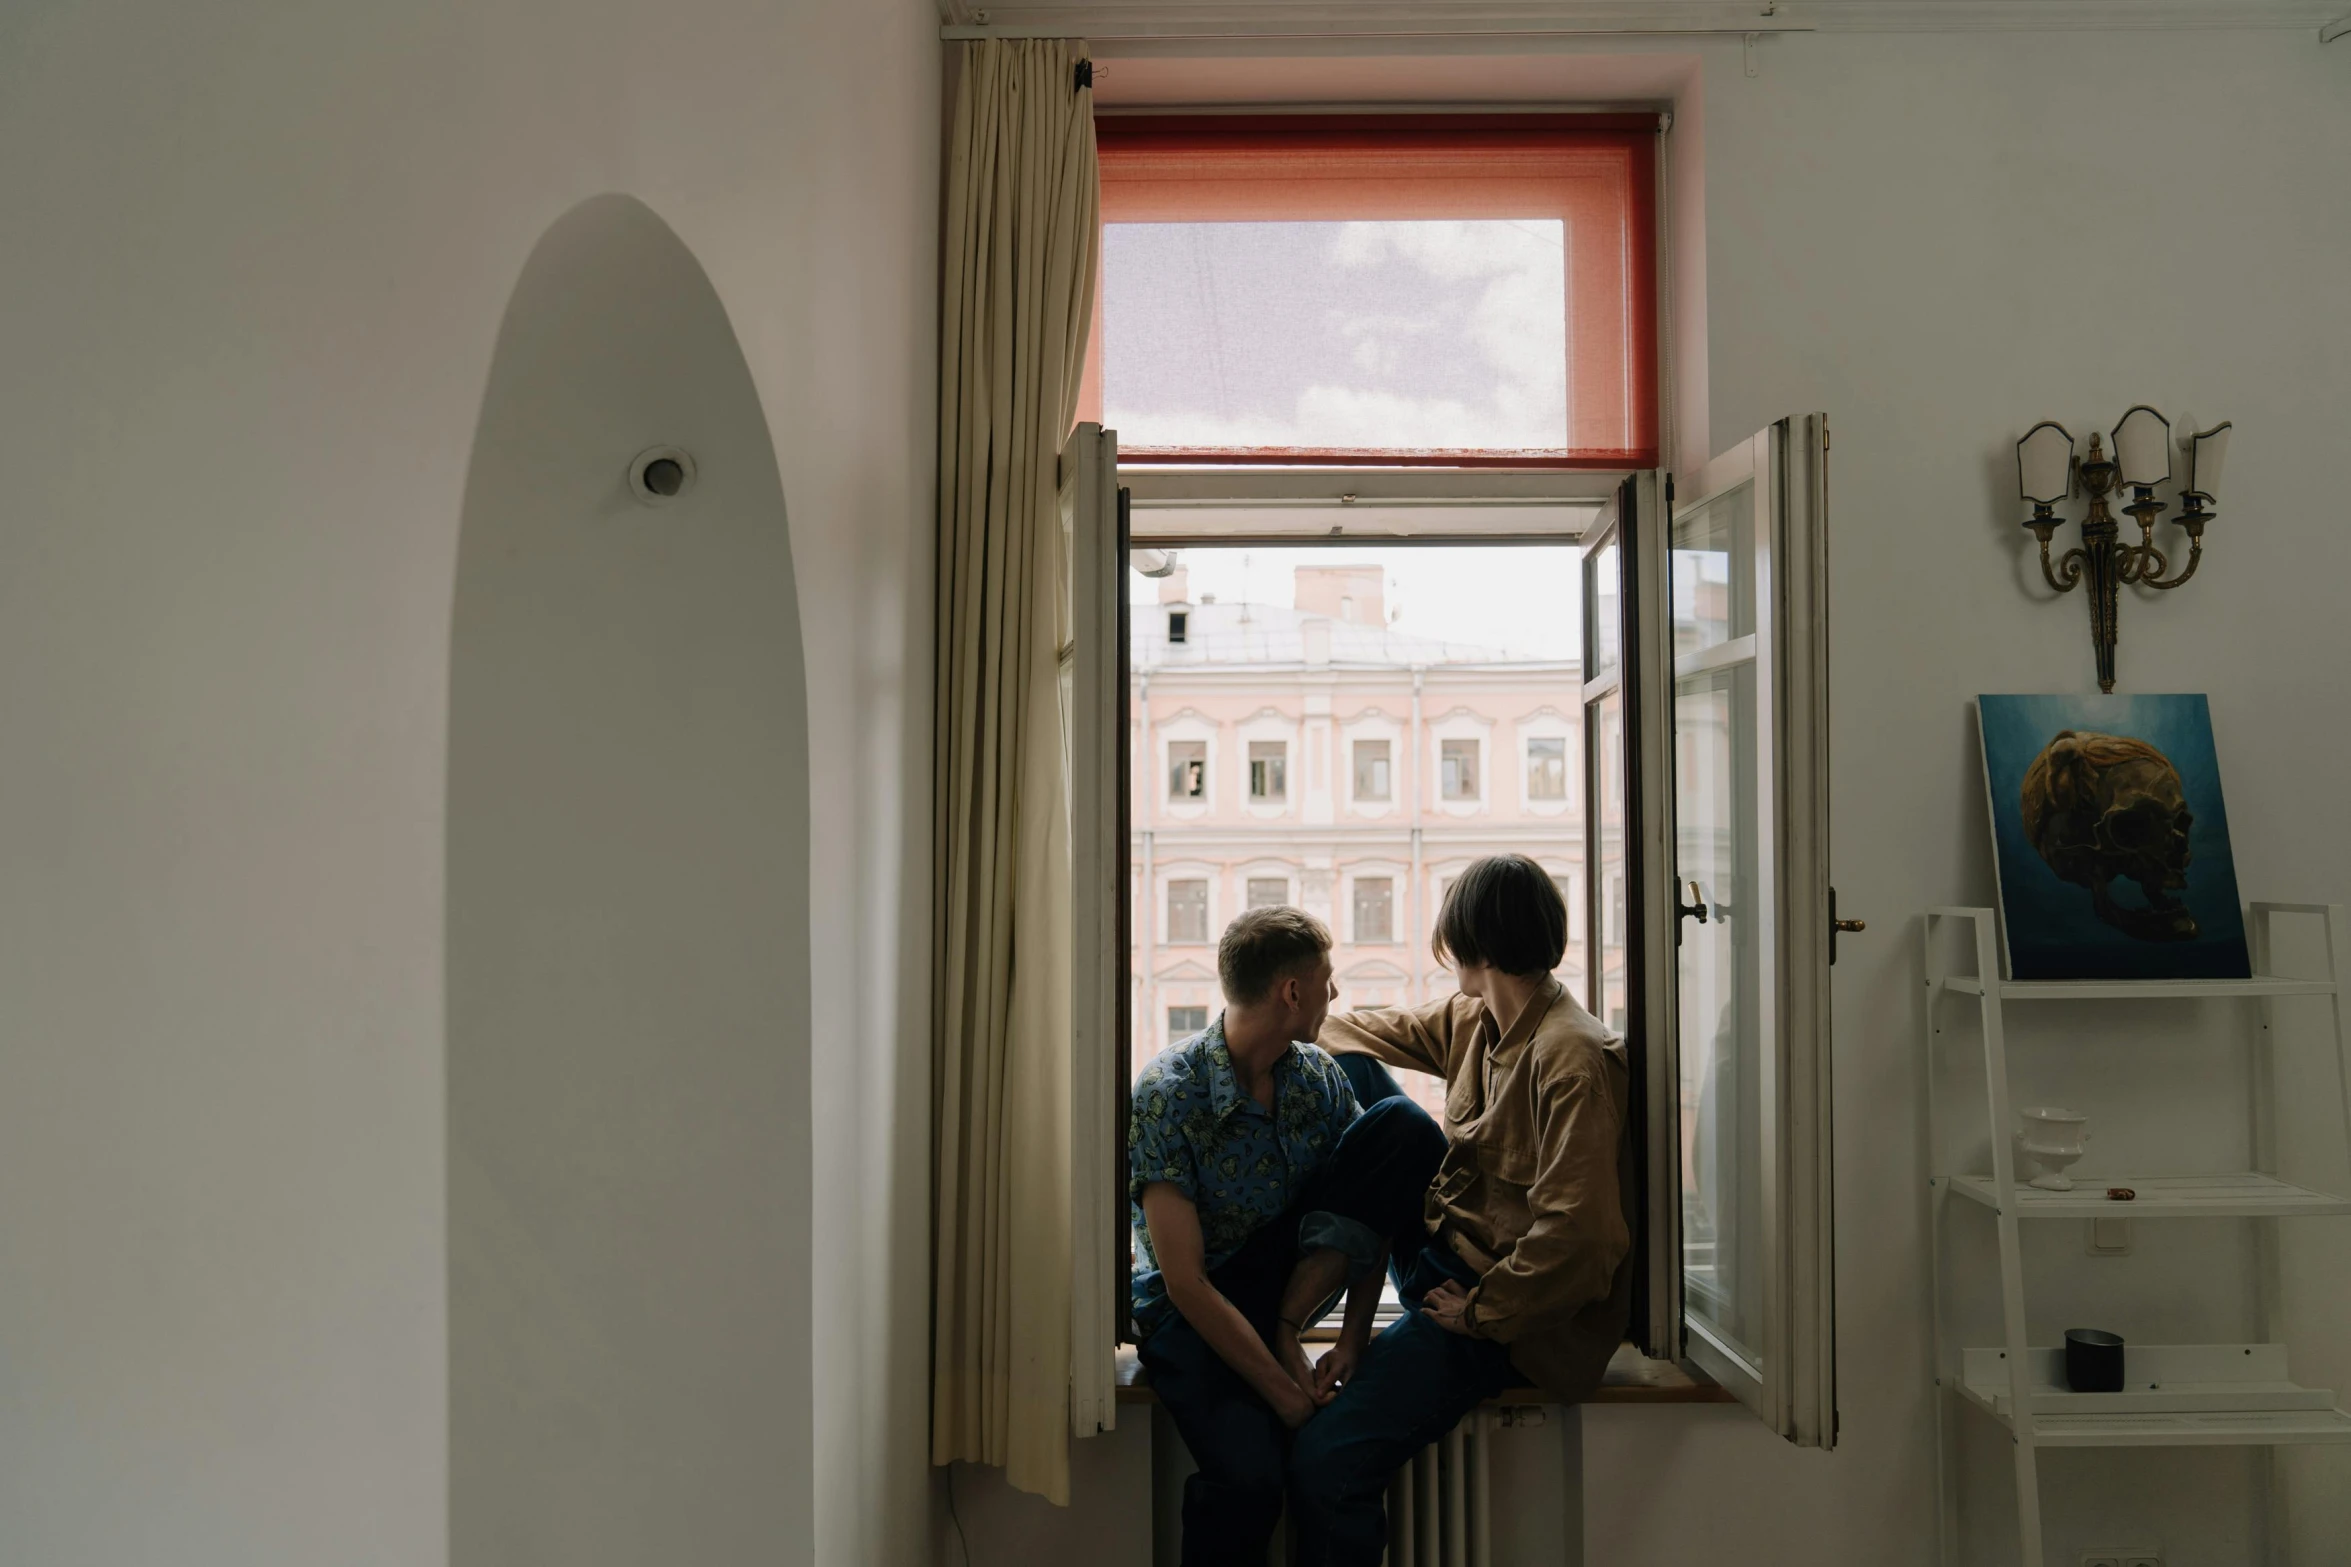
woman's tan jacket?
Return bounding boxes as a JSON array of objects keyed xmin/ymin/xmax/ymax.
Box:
[{"xmin": 1318, "ymin": 977, "xmax": 1635, "ymax": 1403}]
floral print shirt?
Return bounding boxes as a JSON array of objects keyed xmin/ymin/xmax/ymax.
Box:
[{"xmin": 1128, "ymin": 1013, "xmax": 1361, "ymax": 1336}]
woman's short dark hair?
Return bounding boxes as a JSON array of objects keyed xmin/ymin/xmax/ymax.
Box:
[
  {"xmin": 1219, "ymin": 906, "xmax": 1332, "ymax": 1004},
  {"xmin": 1431, "ymin": 854, "xmax": 1568, "ymax": 978}
]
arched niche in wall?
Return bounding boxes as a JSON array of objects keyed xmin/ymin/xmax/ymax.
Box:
[{"xmin": 447, "ymin": 194, "xmax": 810, "ymax": 1563}]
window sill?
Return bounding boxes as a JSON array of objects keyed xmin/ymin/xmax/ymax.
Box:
[{"xmin": 1113, "ymin": 1341, "xmax": 1732, "ymax": 1407}]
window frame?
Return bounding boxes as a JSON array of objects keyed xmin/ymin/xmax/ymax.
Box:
[
  {"xmin": 1348, "ymin": 871, "xmax": 1398, "ymax": 947},
  {"xmin": 1076, "ymin": 106, "xmax": 1836, "ymax": 1457},
  {"xmin": 1163, "ymin": 874, "xmax": 1213, "ymax": 947}
]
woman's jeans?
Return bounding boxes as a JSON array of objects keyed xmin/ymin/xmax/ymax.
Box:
[{"xmin": 1138, "ymin": 1060, "xmax": 1444, "ymax": 1567}]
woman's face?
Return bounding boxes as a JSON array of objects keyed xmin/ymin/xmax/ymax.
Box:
[{"xmin": 1452, "ymin": 959, "xmax": 1495, "ymax": 1004}]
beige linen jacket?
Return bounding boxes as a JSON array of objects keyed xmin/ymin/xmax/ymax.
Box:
[{"xmin": 1318, "ymin": 977, "xmax": 1635, "ymax": 1404}]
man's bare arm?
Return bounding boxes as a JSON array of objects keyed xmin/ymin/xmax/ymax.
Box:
[{"xmin": 1141, "ymin": 1182, "xmax": 1319, "ymax": 1428}]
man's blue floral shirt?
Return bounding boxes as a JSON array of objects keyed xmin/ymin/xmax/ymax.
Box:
[{"xmin": 1128, "ymin": 1014, "xmax": 1360, "ymax": 1336}]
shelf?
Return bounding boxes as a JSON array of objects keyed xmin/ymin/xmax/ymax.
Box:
[
  {"xmin": 1938, "ymin": 974, "xmax": 2335, "ymax": 1001},
  {"xmin": 1957, "ymin": 1344, "xmax": 2351, "ymax": 1448},
  {"xmin": 1945, "ymin": 1171, "xmax": 2351, "ymax": 1219}
]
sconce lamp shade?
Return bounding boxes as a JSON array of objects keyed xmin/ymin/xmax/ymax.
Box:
[
  {"xmin": 2184, "ymin": 422, "xmax": 2232, "ymax": 500},
  {"xmin": 2017, "ymin": 421, "xmax": 2075, "ymax": 506},
  {"xmin": 2112, "ymin": 405, "xmax": 2172, "ymax": 487}
]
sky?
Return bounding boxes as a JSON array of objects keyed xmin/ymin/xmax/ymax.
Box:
[
  {"xmin": 1102, "ymin": 219, "xmax": 1569, "ymax": 452},
  {"xmin": 1131, "ymin": 544, "xmax": 1583, "ymax": 660}
]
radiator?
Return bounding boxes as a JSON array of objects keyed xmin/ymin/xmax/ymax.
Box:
[{"xmin": 1383, "ymin": 1410, "xmax": 1492, "ymax": 1567}]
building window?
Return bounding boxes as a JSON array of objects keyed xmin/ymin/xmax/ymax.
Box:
[
  {"xmin": 1441, "ymin": 739, "xmax": 1480, "ymax": 801},
  {"xmin": 1166, "ymin": 879, "xmax": 1210, "ymax": 943},
  {"xmin": 1527, "ymin": 736, "xmax": 1567, "ymax": 801},
  {"xmin": 1353, "ymin": 739, "xmax": 1391, "ymax": 802},
  {"xmin": 1168, "ymin": 740, "xmax": 1206, "ymax": 802},
  {"xmin": 1248, "ymin": 741, "xmax": 1288, "ymax": 802},
  {"xmin": 1168, "ymin": 609, "xmax": 1189, "ymax": 645},
  {"xmin": 1353, "ymin": 877, "xmax": 1395, "ymax": 944},
  {"xmin": 1167, "ymin": 1005, "xmax": 1208, "ymax": 1044},
  {"xmin": 1246, "ymin": 877, "xmax": 1288, "ymax": 910}
]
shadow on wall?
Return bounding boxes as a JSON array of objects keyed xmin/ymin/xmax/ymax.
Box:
[{"xmin": 447, "ymin": 194, "xmax": 813, "ymax": 1563}]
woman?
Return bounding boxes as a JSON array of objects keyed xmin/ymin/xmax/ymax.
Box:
[{"xmin": 1287, "ymin": 853, "xmax": 1636, "ymax": 1567}]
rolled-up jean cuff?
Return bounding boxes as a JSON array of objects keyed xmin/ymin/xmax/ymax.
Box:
[{"xmin": 1298, "ymin": 1211, "xmax": 1386, "ymax": 1280}]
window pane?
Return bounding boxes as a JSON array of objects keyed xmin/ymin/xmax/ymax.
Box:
[
  {"xmin": 1440, "ymin": 739, "xmax": 1479, "ymax": 800},
  {"xmin": 1585, "ymin": 540, "xmax": 1620, "ymax": 680},
  {"xmin": 1094, "ymin": 120, "xmax": 1659, "ymax": 465},
  {"xmin": 1672, "ymin": 482, "xmax": 1756, "ymax": 656},
  {"xmin": 1245, "ymin": 877, "xmax": 1288, "ymax": 910},
  {"xmin": 1676, "ymin": 666, "xmax": 1763, "ymax": 1366},
  {"xmin": 1248, "ymin": 740, "xmax": 1287, "ymax": 801},
  {"xmin": 1353, "ymin": 739, "xmax": 1391, "ymax": 801},
  {"xmin": 1104, "ymin": 220, "xmax": 1567, "ymax": 455},
  {"xmin": 1167, "ymin": 879, "xmax": 1209, "ymax": 944},
  {"xmin": 1168, "ymin": 741, "xmax": 1206, "ymax": 802},
  {"xmin": 1527, "ymin": 735, "xmax": 1567, "ymax": 800},
  {"xmin": 1167, "ymin": 1005, "xmax": 1208, "ymax": 1045},
  {"xmin": 1590, "ymin": 692, "xmax": 1627, "ymax": 1030},
  {"xmin": 1352, "ymin": 877, "xmax": 1394, "ymax": 943}
]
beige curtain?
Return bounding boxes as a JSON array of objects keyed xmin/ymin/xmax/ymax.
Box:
[{"xmin": 931, "ymin": 38, "xmax": 1099, "ymax": 1505}]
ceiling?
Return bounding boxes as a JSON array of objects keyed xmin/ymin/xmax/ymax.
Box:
[{"xmin": 937, "ymin": 0, "xmax": 2350, "ymax": 39}]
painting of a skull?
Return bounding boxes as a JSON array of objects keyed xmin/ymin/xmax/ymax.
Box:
[
  {"xmin": 2019, "ymin": 730, "xmax": 2198, "ymax": 941},
  {"xmin": 1979, "ymin": 694, "xmax": 2246, "ymax": 981}
]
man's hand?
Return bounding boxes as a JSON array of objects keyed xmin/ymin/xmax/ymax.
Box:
[
  {"xmin": 1276, "ymin": 1332, "xmax": 1325, "ymax": 1407},
  {"xmin": 1268, "ymin": 1376, "xmax": 1321, "ymax": 1430},
  {"xmin": 1420, "ymin": 1280, "xmax": 1476, "ymax": 1337}
]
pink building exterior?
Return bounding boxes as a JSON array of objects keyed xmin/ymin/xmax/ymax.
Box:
[{"xmin": 1131, "ymin": 564, "xmax": 1593, "ymax": 1112}]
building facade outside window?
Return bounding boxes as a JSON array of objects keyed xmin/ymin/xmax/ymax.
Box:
[
  {"xmin": 1440, "ymin": 738, "xmax": 1480, "ymax": 801},
  {"xmin": 1527, "ymin": 735, "xmax": 1567, "ymax": 800},
  {"xmin": 1166, "ymin": 1004, "xmax": 1208, "ymax": 1044},
  {"xmin": 1248, "ymin": 741, "xmax": 1287, "ymax": 802},
  {"xmin": 1128, "ymin": 555, "xmax": 1592, "ymax": 1124},
  {"xmin": 1168, "ymin": 740, "xmax": 1206, "ymax": 802},
  {"xmin": 1353, "ymin": 877, "xmax": 1395, "ymax": 944},
  {"xmin": 1166, "ymin": 878, "xmax": 1209, "ymax": 943}
]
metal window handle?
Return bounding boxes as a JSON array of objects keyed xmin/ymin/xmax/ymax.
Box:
[
  {"xmin": 1830, "ymin": 886, "xmax": 1866, "ymax": 965},
  {"xmin": 1677, "ymin": 880, "xmax": 1710, "ymax": 925}
]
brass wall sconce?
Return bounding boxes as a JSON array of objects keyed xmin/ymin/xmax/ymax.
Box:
[{"xmin": 2017, "ymin": 409, "xmax": 2231, "ymax": 693}]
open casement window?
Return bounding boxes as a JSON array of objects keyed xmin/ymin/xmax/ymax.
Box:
[
  {"xmin": 1583, "ymin": 417, "xmax": 1838, "ymax": 1447},
  {"xmin": 1063, "ymin": 421, "xmax": 1125, "ymax": 1435}
]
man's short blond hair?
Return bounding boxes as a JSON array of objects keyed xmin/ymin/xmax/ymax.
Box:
[{"xmin": 1217, "ymin": 906, "xmax": 1332, "ymax": 1005}]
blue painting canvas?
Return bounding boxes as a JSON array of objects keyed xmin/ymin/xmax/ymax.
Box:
[{"xmin": 1976, "ymin": 694, "xmax": 2250, "ymax": 981}]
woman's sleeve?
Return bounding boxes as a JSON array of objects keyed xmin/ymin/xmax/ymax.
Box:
[{"xmin": 1316, "ymin": 994, "xmax": 1465, "ymax": 1078}]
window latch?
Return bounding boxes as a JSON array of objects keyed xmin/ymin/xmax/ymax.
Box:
[{"xmin": 1830, "ymin": 886, "xmax": 1867, "ymax": 965}]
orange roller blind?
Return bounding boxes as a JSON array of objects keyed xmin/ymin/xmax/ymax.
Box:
[{"xmin": 1091, "ymin": 114, "xmax": 1658, "ymax": 469}]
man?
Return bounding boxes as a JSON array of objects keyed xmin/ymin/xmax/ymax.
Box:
[
  {"xmin": 1289, "ymin": 854, "xmax": 1636, "ymax": 1567},
  {"xmin": 1131, "ymin": 907, "xmax": 1445, "ymax": 1567}
]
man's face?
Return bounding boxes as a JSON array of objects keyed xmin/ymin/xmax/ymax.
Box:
[{"xmin": 1287, "ymin": 956, "xmax": 1337, "ymax": 1041}]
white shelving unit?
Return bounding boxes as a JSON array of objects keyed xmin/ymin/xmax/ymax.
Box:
[{"xmin": 1925, "ymin": 903, "xmax": 2351, "ymax": 1567}]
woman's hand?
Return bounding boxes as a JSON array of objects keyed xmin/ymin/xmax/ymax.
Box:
[
  {"xmin": 1420, "ymin": 1280, "xmax": 1477, "ymax": 1337},
  {"xmin": 1312, "ymin": 1337, "xmax": 1361, "ymax": 1401}
]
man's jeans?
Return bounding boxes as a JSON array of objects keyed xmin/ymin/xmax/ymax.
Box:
[
  {"xmin": 1286, "ymin": 1242, "xmax": 1518, "ymax": 1566},
  {"xmin": 1139, "ymin": 1061, "xmax": 1443, "ymax": 1567}
]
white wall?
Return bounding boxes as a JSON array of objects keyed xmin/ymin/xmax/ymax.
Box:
[
  {"xmin": 1655, "ymin": 29, "xmax": 2351, "ymax": 1567},
  {"xmin": 0, "ymin": 4, "xmax": 938, "ymax": 1563},
  {"xmin": 447, "ymin": 194, "xmax": 812, "ymax": 1562},
  {"xmin": 968, "ymin": 26, "xmax": 2351, "ymax": 1567}
]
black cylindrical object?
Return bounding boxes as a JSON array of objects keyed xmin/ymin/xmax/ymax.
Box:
[{"xmin": 2064, "ymin": 1328, "xmax": 2126, "ymax": 1393}]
